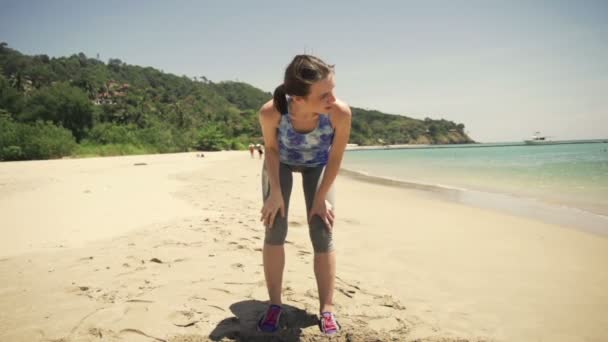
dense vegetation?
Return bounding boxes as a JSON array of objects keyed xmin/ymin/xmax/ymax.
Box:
[{"xmin": 0, "ymin": 42, "xmax": 473, "ymax": 161}]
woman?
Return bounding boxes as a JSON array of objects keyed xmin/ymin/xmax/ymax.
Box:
[{"xmin": 257, "ymin": 55, "xmax": 351, "ymax": 335}]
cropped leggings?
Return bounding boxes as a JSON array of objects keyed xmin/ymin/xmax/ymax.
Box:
[{"xmin": 262, "ymin": 162, "xmax": 336, "ymax": 253}]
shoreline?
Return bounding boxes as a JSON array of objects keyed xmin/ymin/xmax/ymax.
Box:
[
  {"xmin": 345, "ymin": 138, "xmax": 608, "ymax": 151},
  {"xmin": 340, "ymin": 167, "xmax": 608, "ymax": 236}
]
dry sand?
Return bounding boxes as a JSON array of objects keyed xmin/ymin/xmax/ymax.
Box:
[{"xmin": 1, "ymin": 151, "xmax": 607, "ymax": 341}]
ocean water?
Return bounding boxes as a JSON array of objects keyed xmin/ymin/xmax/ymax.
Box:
[{"xmin": 342, "ymin": 142, "xmax": 608, "ymax": 234}]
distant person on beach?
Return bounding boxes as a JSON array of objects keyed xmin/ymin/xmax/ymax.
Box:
[
  {"xmin": 249, "ymin": 143, "xmax": 255, "ymax": 158},
  {"xmin": 257, "ymin": 144, "xmax": 264, "ymax": 159},
  {"xmin": 257, "ymin": 55, "xmax": 351, "ymax": 335}
]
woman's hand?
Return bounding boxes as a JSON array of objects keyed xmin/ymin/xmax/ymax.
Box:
[
  {"xmin": 308, "ymin": 196, "xmax": 335, "ymax": 231},
  {"xmin": 260, "ymin": 190, "xmax": 285, "ymax": 228}
]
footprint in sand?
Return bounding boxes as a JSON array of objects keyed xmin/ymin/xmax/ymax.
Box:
[
  {"xmin": 72, "ymin": 286, "xmax": 119, "ymax": 304},
  {"xmin": 207, "ymin": 305, "xmax": 226, "ymax": 312},
  {"xmin": 168, "ymin": 310, "xmax": 199, "ymax": 327},
  {"xmin": 75, "ymin": 285, "xmax": 91, "ymax": 292},
  {"xmin": 342, "ymin": 218, "xmax": 361, "ymax": 225},
  {"xmin": 125, "ymin": 298, "xmax": 154, "ymax": 304},
  {"xmin": 167, "ymin": 335, "xmax": 209, "ymax": 342},
  {"xmin": 210, "ymin": 288, "xmax": 231, "ymax": 294},
  {"xmin": 218, "ymin": 229, "xmax": 232, "ymax": 236},
  {"xmin": 304, "ymin": 289, "xmax": 317, "ymax": 299},
  {"xmin": 228, "ymin": 241, "xmax": 251, "ymax": 251},
  {"xmin": 231, "ymin": 263, "xmax": 245, "ymax": 271},
  {"xmin": 337, "ymin": 287, "xmax": 357, "ymax": 299},
  {"xmin": 298, "ymin": 250, "xmax": 312, "ymax": 257},
  {"xmin": 376, "ymin": 294, "xmax": 406, "ymax": 310},
  {"xmin": 87, "ymin": 327, "xmax": 108, "ymax": 339},
  {"xmin": 336, "ymin": 276, "xmax": 362, "ymax": 291},
  {"xmin": 283, "ymin": 285, "xmax": 296, "ymax": 297}
]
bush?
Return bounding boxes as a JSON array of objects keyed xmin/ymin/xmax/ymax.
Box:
[
  {"xmin": 20, "ymin": 82, "xmax": 94, "ymax": 141},
  {"xmin": 1, "ymin": 145, "xmax": 23, "ymax": 160},
  {"xmin": 230, "ymin": 140, "xmax": 246, "ymax": 150},
  {"xmin": 0, "ymin": 113, "xmax": 19, "ymax": 150},
  {"xmin": 173, "ymin": 128, "xmax": 197, "ymax": 152},
  {"xmin": 135, "ymin": 123, "xmax": 177, "ymax": 153},
  {"xmin": 85, "ymin": 123, "xmax": 138, "ymax": 145},
  {"xmin": 196, "ymin": 124, "xmax": 228, "ymax": 151},
  {"xmin": 0, "ymin": 115, "xmax": 77, "ymax": 160},
  {"xmin": 18, "ymin": 121, "xmax": 77, "ymax": 159},
  {"xmin": 74, "ymin": 143, "xmax": 151, "ymax": 157}
]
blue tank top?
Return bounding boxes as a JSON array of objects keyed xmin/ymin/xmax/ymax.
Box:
[{"xmin": 278, "ymin": 106, "xmax": 335, "ymax": 167}]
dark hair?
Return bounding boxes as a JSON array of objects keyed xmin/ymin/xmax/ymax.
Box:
[{"xmin": 273, "ymin": 55, "xmax": 334, "ymax": 114}]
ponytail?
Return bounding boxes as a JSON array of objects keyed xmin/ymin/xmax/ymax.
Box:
[{"xmin": 273, "ymin": 84, "xmax": 288, "ymax": 114}]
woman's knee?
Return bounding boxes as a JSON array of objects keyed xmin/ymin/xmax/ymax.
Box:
[
  {"xmin": 309, "ymin": 218, "xmax": 334, "ymax": 253},
  {"xmin": 264, "ymin": 218, "xmax": 288, "ymax": 245}
]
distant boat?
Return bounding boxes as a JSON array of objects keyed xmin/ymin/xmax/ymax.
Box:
[{"xmin": 524, "ymin": 132, "xmax": 554, "ymax": 145}]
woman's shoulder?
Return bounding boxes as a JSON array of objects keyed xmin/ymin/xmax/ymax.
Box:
[
  {"xmin": 259, "ymin": 100, "xmax": 282, "ymax": 126},
  {"xmin": 260, "ymin": 99, "xmax": 280, "ymax": 116}
]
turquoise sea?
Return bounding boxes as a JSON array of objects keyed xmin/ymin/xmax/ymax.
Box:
[{"xmin": 343, "ymin": 142, "xmax": 608, "ymax": 235}]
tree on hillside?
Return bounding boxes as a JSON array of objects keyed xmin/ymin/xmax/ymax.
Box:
[{"xmin": 20, "ymin": 82, "xmax": 94, "ymax": 141}]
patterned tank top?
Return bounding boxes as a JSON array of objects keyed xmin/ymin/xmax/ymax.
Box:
[{"xmin": 278, "ymin": 105, "xmax": 335, "ymax": 167}]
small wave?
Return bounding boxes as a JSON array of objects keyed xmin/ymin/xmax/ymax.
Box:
[
  {"xmin": 340, "ymin": 167, "xmax": 608, "ymax": 236},
  {"xmin": 340, "ymin": 167, "xmax": 469, "ymax": 193}
]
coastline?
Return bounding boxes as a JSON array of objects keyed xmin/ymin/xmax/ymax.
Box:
[
  {"xmin": 345, "ymin": 139, "xmax": 608, "ymax": 151},
  {"xmin": 339, "ymin": 167, "xmax": 608, "ymax": 236}
]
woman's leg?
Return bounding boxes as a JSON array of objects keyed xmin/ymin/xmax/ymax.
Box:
[
  {"xmin": 302, "ymin": 166, "xmax": 336, "ymax": 313},
  {"xmin": 261, "ymin": 163, "xmax": 293, "ymax": 305},
  {"xmin": 314, "ymin": 249, "xmax": 336, "ymax": 313}
]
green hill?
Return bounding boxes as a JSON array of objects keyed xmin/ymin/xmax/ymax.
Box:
[{"xmin": 0, "ymin": 42, "xmax": 474, "ymax": 161}]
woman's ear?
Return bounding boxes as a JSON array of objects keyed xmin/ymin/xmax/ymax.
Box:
[{"xmin": 291, "ymin": 95, "xmax": 306, "ymax": 104}]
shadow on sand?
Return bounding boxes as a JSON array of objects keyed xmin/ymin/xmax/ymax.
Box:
[{"xmin": 208, "ymin": 299, "xmax": 319, "ymax": 341}]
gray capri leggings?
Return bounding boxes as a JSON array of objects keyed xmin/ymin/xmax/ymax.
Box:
[{"xmin": 262, "ymin": 162, "xmax": 336, "ymax": 253}]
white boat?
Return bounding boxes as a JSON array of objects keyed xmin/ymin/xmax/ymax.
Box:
[{"xmin": 524, "ymin": 132, "xmax": 553, "ymax": 145}]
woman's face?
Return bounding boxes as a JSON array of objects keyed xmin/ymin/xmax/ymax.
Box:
[{"xmin": 295, "ymin": 73, "xmax": 336, "ymax": 113}]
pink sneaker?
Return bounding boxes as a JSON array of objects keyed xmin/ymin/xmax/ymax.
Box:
[
  {"xmin": 319, "ymin": 311, "xmax": 341, "ymax": 335},
  {"xmin": 257, "ymin": 304, "xmax": 282, "ymax": 333}
]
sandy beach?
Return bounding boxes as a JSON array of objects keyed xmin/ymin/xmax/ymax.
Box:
[{"xmin": 1, "ymin": 151, "xmax": 607, "ymax": 341}]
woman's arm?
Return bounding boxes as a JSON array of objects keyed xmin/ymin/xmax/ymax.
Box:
[
  {"xmin": 259, "ymin": 100, "xmax": 285, "ymax": 226},
  {"xmin": 316, "ymin": 99, "xmax": 352, "ymax": 202},
  {"xmin": 259, "ymin": 102, "xmax": 281, "ymax": 192}
]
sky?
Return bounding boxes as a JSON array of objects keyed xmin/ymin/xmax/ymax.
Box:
[{"xmin": 1, "ymin": 0, "xmax": 607, "ymax": 142}]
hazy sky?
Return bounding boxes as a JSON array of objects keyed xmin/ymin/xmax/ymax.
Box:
[{"xmin": 1, "ymin": 0, "xmax": 606, "ymax": 142}]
